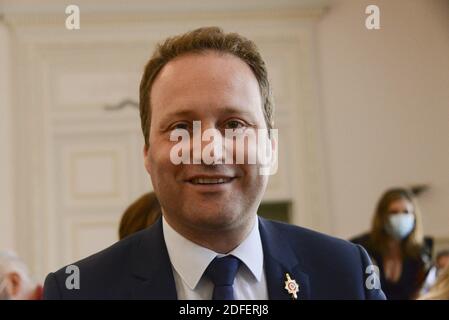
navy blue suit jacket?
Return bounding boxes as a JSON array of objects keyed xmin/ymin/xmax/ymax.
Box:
[{"xmin": 43, "ymin": 217, "xmax": 386, "ymax": 299}]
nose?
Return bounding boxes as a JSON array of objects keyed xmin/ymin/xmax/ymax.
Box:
[{"xmin": 191, "ymin": 121, "xmax": 225, "ymax": 165}]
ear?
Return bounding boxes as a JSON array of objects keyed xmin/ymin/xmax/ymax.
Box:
[
  {"xmin": 268, "ymin": 131, "xmax": 278, "ymax": 175},
  {"xmin": 143, "ymin": 144, "xmax": 152, "ymax": 175},
  {"xmin": 7, "ymin": 272, "xmax": 22, "ymax": 298}
]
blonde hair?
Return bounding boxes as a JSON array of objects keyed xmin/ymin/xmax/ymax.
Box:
[
  {"xmin": 139, "ymin": 26, "xmax": 274, "ymax": 147},
  {"xmin": 370, "ymin": 188, "xmax": 424, "ymax": 258},
  {"xmin": 419, "ymin": 265, "xmax": 449, "ymax": 300}
]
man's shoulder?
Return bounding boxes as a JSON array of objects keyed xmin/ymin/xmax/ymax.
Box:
[
  {"xmin": 57, "ymin": 227, "xmax": 147, "ymax": 274},
  {"xmin": 260, "ymin": 218, "xmax": 364, "ymax": 267},
  {"xmin": 261, "ymin": 218, "xmax": 356, "ymax": 251},
  {"xmin": 260, "ymin": 218, "xmax": 387, "ymax": 300},
  {"xmin": 44, "ymin": 228, "xmax": 152, "ymax": 299}
]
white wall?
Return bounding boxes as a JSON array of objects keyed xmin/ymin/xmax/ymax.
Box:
[
  {"xmin": 1, "ymin": 0, "xmax": 448, "ymax": 260},
  {"xmin": 317, "ymin": 0, "xmax": 449, "ymax": 239},
  {"xmin": 1, "ymin": 0, "xmax": 329, "ymax": 279}
]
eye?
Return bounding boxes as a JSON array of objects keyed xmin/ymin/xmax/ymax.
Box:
[
  {"xmin": 171, "ymin": 122, "xmax": 190, "ymax": 131},
  {"xmin": 224, "ymin": 119, "xmax": 246, "ymax": 130}
]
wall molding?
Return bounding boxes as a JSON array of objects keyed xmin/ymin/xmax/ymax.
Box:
[{"xmin": 8, "ymin": 5, "xmax": 332, "ymax": 279}]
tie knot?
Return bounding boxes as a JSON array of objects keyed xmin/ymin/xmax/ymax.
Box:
[{"xmin": 205, "ymin": 255, "xmax": 241, "ymax": 287}]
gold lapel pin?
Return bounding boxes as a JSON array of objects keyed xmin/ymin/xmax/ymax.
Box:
[{"xmin": 284, "ymin": 273, "xmax": 299, "ymax": 299}]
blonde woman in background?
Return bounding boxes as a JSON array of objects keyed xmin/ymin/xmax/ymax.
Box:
[{"xmin": 351, "ymin": 188, "xmax": 433, "ymax": 299}]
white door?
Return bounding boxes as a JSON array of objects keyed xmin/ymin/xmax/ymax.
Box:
[{"xmin": 4, "ymin": 6, "xmax": 329, "ymax": 280}]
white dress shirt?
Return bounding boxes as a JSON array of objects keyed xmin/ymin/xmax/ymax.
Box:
[{"xmin": 162, "ymin": 216, "xmax": 268, "ymax": 300}]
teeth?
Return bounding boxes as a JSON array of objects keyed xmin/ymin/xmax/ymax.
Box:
[{"xmin": 191, "ymin": 178, "xmax": 231, "ymax": 184}]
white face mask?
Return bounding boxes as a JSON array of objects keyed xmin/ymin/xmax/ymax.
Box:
[{"xmin": 385, "ymin": 213, "xmax": 415, "ymax": 240}]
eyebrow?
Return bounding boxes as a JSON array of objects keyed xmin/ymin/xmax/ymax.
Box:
[{"xmin": 158, "ymin": 106, "xmax": 256, "ymax": 127}]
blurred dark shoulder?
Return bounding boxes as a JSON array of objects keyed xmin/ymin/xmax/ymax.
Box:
[{"xmin": 350, "ymin": 232, "xmax": 434, "ymax": 263}]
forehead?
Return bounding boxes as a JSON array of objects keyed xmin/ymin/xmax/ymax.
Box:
[
  {"xmin": 149, "ymin": 51, "xmax": 262, "ymax": 119},
  {"xmin": 388, "ymin": 198, "xmax": 413, "ymax": 210}
]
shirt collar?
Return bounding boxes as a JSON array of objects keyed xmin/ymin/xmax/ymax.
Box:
[{"xmin": 162, "ymin": 216, "xmax": 264, "ymax": 290}]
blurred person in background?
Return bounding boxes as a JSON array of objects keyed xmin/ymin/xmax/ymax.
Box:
[
  {"xmin": 118, "ymin": 191, "xmax": 162, "ymax": 240},
  {"xmin": 351, "ymin": 188, "xmax": 433, "ymax": 300},
  {"xmin": 435, "ymin": 250, "xmax": 449, "ymax": 270},
  {"xmin": 419, "ymin": 264, "xmax": 449, "ymax": 300},
  {"xmin": 421, "ymin": 249, "xmax": 449, "ymax": 295},
  {"xmin": 0, "ymin": 251, "xmax": 43, "ymax": 300}
]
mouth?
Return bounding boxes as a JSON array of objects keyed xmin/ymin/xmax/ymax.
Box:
[
  {"xmin": 184, "ymin": 173, "xmax": 238, "ymax": 193},
  {"xmin": 188, "ymin": 177, "xmax": 235, "ymax": 185},
  {"xmin": 189, "ymin": 177, "xmax": 234, "ymax": 185}
]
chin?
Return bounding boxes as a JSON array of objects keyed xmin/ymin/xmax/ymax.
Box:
[{"xmin": 188, "ymin": 208, "xmax": 244, "ymax": 230}]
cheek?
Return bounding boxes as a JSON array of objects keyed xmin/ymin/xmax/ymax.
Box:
[
  {"xmin": 237, "ymin": 165, "xmax": 268, "ymax": 206},
  {"xmin": 149, "ymin": 145, "xmax": 180, "ymax": 180},
  {"xmin": 240, "ymin": 164, "xmax": 266, "ymax": 187}
]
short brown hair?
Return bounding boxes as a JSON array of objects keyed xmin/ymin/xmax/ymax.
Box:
[{"xmin": 139, "ymin": 26, "xmax": 274, "ymax": 146}]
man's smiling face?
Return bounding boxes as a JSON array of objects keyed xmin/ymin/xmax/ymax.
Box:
[{"xmin": 144, "ymin": 51, "xmax": 271, "ymax": 240}]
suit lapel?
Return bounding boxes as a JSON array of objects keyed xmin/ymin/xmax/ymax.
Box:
[
  {"xmin": 259, "ymin": 218, "xmax": 311, "ymax": 300},
  {"xmin": 130, "ymin": 218, "xmax": 178, "ymax": 299},
  {"xmin": 127, "ymin": 216, "xmax": 311, "ymax": 300}
]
